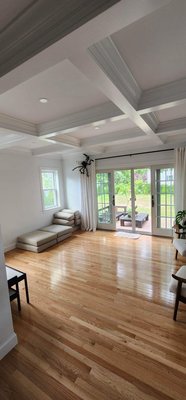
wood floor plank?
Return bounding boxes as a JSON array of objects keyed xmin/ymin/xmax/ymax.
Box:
[{"xmin": 0, "ymin": 231, "xmax": 186, "ymax": 400}]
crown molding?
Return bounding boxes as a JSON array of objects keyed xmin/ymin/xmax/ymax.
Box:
[
  {"xmin": 86, "ymin": 37, "xmax": 162, "ymax": 144},
  {"xmin": 0, "ymin": 113, "xmax": 37, "ymax": 135},
  {"xmin": 142, "ymin": 112, "xmax": 159, "ymax": 132},
  {"xmin": 89, "ymin": 37, "xmax": 141, "ymax": 109},
  {"xmin": 138, "ymin": 78, "xmax": 186, "ymax": 114},
  {"xmin": 157, "ymin": 117, "xmax": 186, "ymax": 135},
  {"xmin": 49, "ymin": 135, "xmax": 80, "ymax": 148},
  {"xmin": 81, "ymin": 128, "xmax": 144, "ymax": 147}
]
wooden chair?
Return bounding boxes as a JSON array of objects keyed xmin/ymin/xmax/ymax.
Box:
[
  {"xmin": 169, "ymin": 265, "xmax": 186, "ymax": 320},
  {"xmin": 8, "ymin": 275, "xmax": 21, "ymax": 311}
]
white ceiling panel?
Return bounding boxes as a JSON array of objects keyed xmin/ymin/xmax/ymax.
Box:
[
  {"xmin": 112, "ymin": 0, "xmax": 186, "ymax": 90},
  {"xmin": 0, "ymin": 60, "xmax": 108, "ymax": 124}
]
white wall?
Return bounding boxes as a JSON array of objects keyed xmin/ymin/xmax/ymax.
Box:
[
  {"xmin": 62, "ymin": 156, "xmax": 82, "ymax": 211},
  {"xmin": 0, "ymin": 153, "xmax": 64, "ymax": 251},
  {"xmin": 0, "ymin": 227, "xmax": 17, "ymax": 359}
]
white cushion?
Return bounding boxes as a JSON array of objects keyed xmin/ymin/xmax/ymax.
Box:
[
  {"xmin": 173, "ymin": 239, "xmax": 186, "ymax": 256},
  {"xmin": 169, "ymin": 265, "xmax": 186, "ymax": 296},
  {"xmin": 62, "ymin": 209, "xmax": 80, "ymax": 216},
  {"xmin": 40, "ymin": 224, "xmax": 73, "ymax": 236},
  {"xmin": 54, "ymin": 212, "xmax": 74, "ymax": 221},
  {"xmin": 53, "ymin": 218, "xmax": 74, "ymax": 226},
  {"xmin": 17, "ymin": 230, "xmax": 57, "ymax": 246}
]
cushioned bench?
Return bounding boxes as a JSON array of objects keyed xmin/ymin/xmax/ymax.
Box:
[
  {"xmin": 17, "ymin": 230, "xmax": 57, "ymax": 253},
  {"xmin": 17, "ymin": 225, "xmax": 73, "ymax": 252},
  {"xmin": 40, "ymin": 225, "xmax": 72, "ymax": 243},
  {"xmin": 173, "ymin": 239, "xmax": 186, "ymax": 259}
]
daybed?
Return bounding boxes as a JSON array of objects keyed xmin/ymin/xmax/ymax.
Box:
[
  {"xmin": 17, "ymin": 209, "xmax": 81, "ymax": 252},
  {"xmin": 17, "ymin": 226, "xmax": 73, "ymax": 253}
]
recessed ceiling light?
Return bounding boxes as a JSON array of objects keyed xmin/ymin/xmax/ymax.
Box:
[
  {"xmin": 95, "ymin": 126, "xmax": 100, "ymax": 130},
  {"xmin": 39, "ymin": 98, "xmax": 48, "ymax": 103}
]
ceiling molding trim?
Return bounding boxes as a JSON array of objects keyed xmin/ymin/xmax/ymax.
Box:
[
  {"xmin": 142, "ymin": 112, "xmax": 159, "ymax": 132},
  {"xmin": 89, "ymin": 36, "xmax": 141, "ymax": 109},
  {"xmin": 87, "ymin": 38, "xmax": 162, "ymax": 144},
  {"xmin": 0, "ymin": 113, "xmax": 37, "ymax": 135},
  {"xmin": 48, "ymin": 135, "xmax": 80, "ymax": 148},
  {"xmin": 138, "ymin": 78, "xmax": 186, "ymax": 114},
  {"xmin": 32, "ymin": 143, "xmax": 71, "ymax": 157},
  {"xmin": 37, "ymin": 102, "xmax": 124, "ymax": 137},
  {"xmin": 157, "ymin": 117, "xmax": 186, "ymax": 135},
  {"xmin": 81, "ymin": 128, "xmax": 145, "ymax": 147}
]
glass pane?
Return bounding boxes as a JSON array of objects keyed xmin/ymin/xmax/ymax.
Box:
[
  {"xmin": 43, "ymin": 190, "xmax": 57, "ymax": 209},
  {"xmin": 114, "ymin": 170, "xmax": 131, "ymax": 209},
  {"xmin": 134, "ymin": 168, "xmax": 151, "ymax": 233},
  {"xmin": 42, "ymin": 172, "xmax": 54, "ymax": 189},
  {"xmin": 114, "ymin": 170, "xmax": 132, "ymax": 231},
  {"xmin": 96, "ymin": 173, "xmax": 112, "ymax": 224},
  {"xmin": 155, "ymin": 167, "xmax": 175, "ymax": 231}
]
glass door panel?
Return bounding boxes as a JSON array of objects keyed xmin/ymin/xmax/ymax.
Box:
[
  {"xmin": 134, "ymin": 168, "xmax": 152, "ymax": 233},
  {"xmin": 114, "ymin": 170, "xmax": 132, "ymax": 231},
  {"xmin": 152, "ymin": 167, "xmax": 175, "ymax": 236},
  {"xmin": 96, "ymin": 172, "xmax": 116, "ymax": 230}
]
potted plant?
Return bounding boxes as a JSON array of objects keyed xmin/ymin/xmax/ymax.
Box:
[{"xmin": 175, "ymin": 210, "xmax": 186, "ymax": 228}]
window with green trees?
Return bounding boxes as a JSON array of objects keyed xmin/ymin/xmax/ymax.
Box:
[{"xmin": 41, "ymin": 169, "xmax": 60, "ymax": 210}]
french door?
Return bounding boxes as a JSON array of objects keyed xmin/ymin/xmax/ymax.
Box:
[
  {"xmin": 151, "ymin": 166, "xmax": 175, "ymax": 237},
  {"xmin": 96, "ymin": 171, "xmax": 115, "ymax": 230},
  {"xmin": 114, "ymin": 168, "xmax": 152, "ymax": 234},
  {"xmin": 96, "ymin": 166, "xmax": 175, "ymax": 237}
]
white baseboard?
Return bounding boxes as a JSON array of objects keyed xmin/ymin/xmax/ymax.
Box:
[
  {"xmin": 4, "ymin": 242, "xmax": 16, "ymax": 253},
  {"xmin": 0, "ymin": 332, "xmax": 17, "ymax": 360}
]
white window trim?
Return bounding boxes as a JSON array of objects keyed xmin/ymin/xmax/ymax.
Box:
[{"xmin": 40, "ymin": 168, "xmax": 61, "ymax": 212}]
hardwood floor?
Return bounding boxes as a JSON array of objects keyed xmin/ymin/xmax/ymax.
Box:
[{"xmin": 1, "ymin": 231, "xmax": 186, "ymax": 400}]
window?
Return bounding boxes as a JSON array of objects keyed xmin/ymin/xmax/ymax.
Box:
[{"xmin": 41, "ymin": 169, "xmax": 60, "ymax": 210}]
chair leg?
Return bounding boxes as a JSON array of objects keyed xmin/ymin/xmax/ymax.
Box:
[
  {"xmin": 16, "ymin": 282, "xmax": 21, "ymax": 311},
  {"xmin": 173, "ymin": 297, "xmax": 179, "ymax": 321},
  {"xmin": 173, "ymin": 281, "xmax": 182, "ymax": 321},
  {"xmin": 175, "ymin": 249, "xmax": 178, "ymax": 260},
  {"xmin": 24, "ymin": 275, "xmax": 30, "ymax": 304}
]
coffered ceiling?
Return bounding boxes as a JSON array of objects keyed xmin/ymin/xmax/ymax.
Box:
[{"xmin": 0, "ymin": 0, "xmax": 186, "ymax": 159}]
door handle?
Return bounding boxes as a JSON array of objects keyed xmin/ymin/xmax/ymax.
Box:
[
  {"xmin": 112, "ymin": 195, "xmax": 115, "ymax": 206},
  {"xmin": 152, "ymin": 195, "xmax": 154, "ymax": 207}
]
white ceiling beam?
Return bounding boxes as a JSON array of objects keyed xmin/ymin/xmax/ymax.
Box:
[
  {"xmin": 89, "ymin": 37, "xmax": 142, "ymax": 108},
  {"xmin": 0, "ymin": 0, "xmax": 170, "ymax": 95},
  {"xmin": 157, "ymin": 117, "xmax": 186, "ymax": 135},
  {"xmin": 141, "ymin": 112, "xmax": 159, "ymax": 132},
  {"xmin": 0, "ymin": 0, "xmax": 121, "ymax": 79},
  {"xmin": 81, "ymin": 128, "xmax": 145, "ymax": 147},
  {"xmin": 75, "ymin": 37, "xmax": 162, "ymax": 143},
  {"xmin": 38, "ymin": 102, "xmax": 124, "ymax": 137},
  {"xmin": 138, "ymin": 78, "xmax": 186, "ymax": 114}
]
